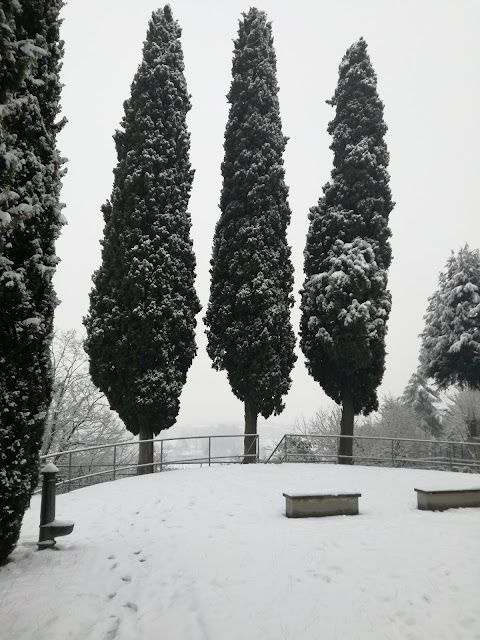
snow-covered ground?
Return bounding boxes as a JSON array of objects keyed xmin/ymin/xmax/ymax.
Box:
[{"xmin": 1, "ymin": 464, "xmax": 479, "ymax": 640}]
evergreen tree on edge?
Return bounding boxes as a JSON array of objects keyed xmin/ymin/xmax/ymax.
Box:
[
  {"xmin": 84, "ymin": 6, "xmax": 200, "ymax": 473},
  {"xmin": 204, "ymin": 8, "xmax": 296, "ymax": 463},
  {"xmin": 420, "ymin": 245, "xmax": 480, "ymax": 391},
  {"xmin": 300, "ymin": 39, "xmax": 394, "ymax": 464},
  {"xmin": 402, "ymin": 372, "xmax": 442, "ymax": 438},
  {"xmin": 0, "ymin": 0, "xmax": 65, "ymax": 563}
]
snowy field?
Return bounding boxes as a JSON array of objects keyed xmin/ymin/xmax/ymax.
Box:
[{"xmin": 1, "ymin": 464, "xmax": 479, "ymax": 640}]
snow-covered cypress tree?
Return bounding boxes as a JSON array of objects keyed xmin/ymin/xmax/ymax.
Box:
[
  {"xmin": 0, "ymin": 1, "xmax": 39, "ymax": 237},
  {"xmin": 204, "ymin": 8, "xmax": 296, "ymax": 463},
  {"xmin": 84, "ymin": 6, "xmax": 200, "ymax": 473},
  {"xmin": 420, "ymin": 245, "xmax": 480, "ymax": 391},
  {"xmin": 300, "ymin": 38, "xmax": 394, "ymax": 464},
  {"xmin": 0, "ymin": 0, "xmax": 65, "ymax": 564},
  {"xmin": 402, "ymin": 372, "xmax": 442, "ymax": 438}
]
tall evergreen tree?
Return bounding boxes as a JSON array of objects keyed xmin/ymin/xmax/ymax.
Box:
[
  {"xmin": 84, "ymin": 6, "xmax": 200, "ymax": 473},
  {"xmin": 0, "ymin": 0, "xmax": 65, "ymax": 564},
  {"xmin": 300, "ymin": 38, "xmax": 394, "ymax": 464},
  {"xmin": 420, "ymin": 245, "xmax": 480, "ymax": 391},
  {"xmin": 204, "ymin": 8, "xmax": 296, "ymax": 463}
]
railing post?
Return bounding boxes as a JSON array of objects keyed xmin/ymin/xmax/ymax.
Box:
[
  {"xmin": 256, "ymin": 435, "xmax": 259, "ymax": 463},
  {"xmin": 208, "ymin": 436, "xmax": 211, "ymax": 467},
  {"xmin": 67, "ymin": 452, "xmax": 72, "ymax": 492},
  {"xmin": 284, "ymin": 435, "xmax": 287, "ymax": 462},
  {"xmin": 113, "ymin": 445, "xmax": 117, "ymax": 481},
  {"xmin": 391, "ymin": 439, "xmax": 395, "ymax": 468},
  {"xmin": 160, "ymin": 440, "xmax": 163, "ymax": 472},
  {"xmin": 449, "ymin": 443, "xmax": 453, "ymax": 471}
]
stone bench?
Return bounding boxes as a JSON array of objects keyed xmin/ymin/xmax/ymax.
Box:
[
  {"xmin": 283, "ymin": 491, "xmax": 361, "ymax": 518},
  {"xmin": 415, "ymin": 487, "xmax": 480, "ymax": 511}
]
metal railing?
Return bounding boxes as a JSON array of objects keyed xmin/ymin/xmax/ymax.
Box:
[
  {"xmin": 266, "ymin": 433, "xmax": 480, "ymax": 473},
  {"xmin": 38, "ymin": 433, "xmax": 259, "ymax": 493},
  {"xmin": 37, "ymin": 431, "xmax": 480, "ymax": 496}
]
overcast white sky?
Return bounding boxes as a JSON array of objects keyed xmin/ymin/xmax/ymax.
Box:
[{"xmin": 53, "ymin": 0, "xmax": 480, "ymax": 432}]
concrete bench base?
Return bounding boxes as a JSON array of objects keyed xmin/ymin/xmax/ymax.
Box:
[
  {"xmin": 415, "ymin": 488, "xmax": 480, "ymax": 511},
  {"xmin": 283, "ymin": 492, "xmax": 361, "ymax": 518}
]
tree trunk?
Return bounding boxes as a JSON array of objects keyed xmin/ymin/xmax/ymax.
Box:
[
  {"xmin": 243, "ymin": 399, "xmax": 258, "ymax": 464},
  {"xmin": 466, "ymin": 413, "xmax": 480, "ymax": 461},
  {"xmin": 138, "ymin": 426, "xmax": 154, "ymax": 475},
  {"xmin": 338, "ymin": 390, "xmax": 355, "ymax": 465},
  {"xmin": 467, "ymin": 415, "xmax": 478, "ymax": 439}
]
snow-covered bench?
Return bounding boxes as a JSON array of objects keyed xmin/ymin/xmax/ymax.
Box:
[
  {"xmin": 415, "ymin": 487, "xmax": 480, "ymax": 511},
  {"xmin": 283, "ymin": 491, "xmax": 361, "ymax": 518}
]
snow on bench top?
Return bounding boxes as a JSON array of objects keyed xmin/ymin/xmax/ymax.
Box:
[
  {"xmin": 283, "ymin": 490, "xmax": 361, "ymax": 498},
  {"xmin": 415, "ymin": 486, "xmax": 480, "ymax": 494}
]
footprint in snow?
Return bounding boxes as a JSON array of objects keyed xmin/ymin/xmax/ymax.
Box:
[
  {"xmin": 123, "ymin": 601, "xmax": 138, "ymax": 613},
  {"xmin": 110, "ymin": 563, "xmax": 118, "ymax": 570},
  {"xmin": 139, "ymin": 558, "xmax": 146, "ymax": 563},
  {"xmin": 105, "ymin": 616, "xmax": 120, "ymax": 640},
  {"xmin": 107, "ymin": 592, "xmax": 116, "ymax": 600},
  {"xmin": 121, "ymin": 575, "xmax": 132, "ymax": 583},
  {"xmin": 133, "ymin": 550, "xmax": 142, "ymax": 555},
  {"xmin": 327, "ymin": 565, "xmax": 343, "ymax": 574},
  {"xmin": 313, "ymin": 573, "xmax": 331, "ymax": 583},
  {"xmin": 108, "ymin": 555, "xmax": 115, "ymax": 560}
]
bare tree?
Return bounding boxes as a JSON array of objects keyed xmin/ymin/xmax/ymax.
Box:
[
  {"xmin": 444, "ymin": 389, "xmax": 480, "ymax": 443},
  {"xmin": 291, "ymin": 397, "xmax": 434, "ymax": 466},
  {"xmin": 289, "ymin": 405, "xmax": 354, "ymax": 462},
  {"xmin": 43, "ymin": 330, "xmax": 125, "ymax": 458},
  {"xmin": 357, "ymin": 396, "xmax": 433, "ymax": 465}
]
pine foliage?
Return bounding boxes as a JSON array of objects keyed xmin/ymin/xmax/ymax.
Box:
[
  {"xmin": 204, "ymin": 8, "xmax": 296, "ymax": 421},
  {"xmin": 84, "ymin": 6, "xmax": 200, "ymax": 438},
  {"xmin": 402, "ymin": 372, "xmax": 442, "ymax": 438},
  {"xmin": 420, "ymin": 245, "xmax": 480, "ymax": 390},
  {"xmin": 300, "ymin": 38, "xmax": 393, "ymax": 416},
  {"xmin": 0, "ymin": 0, "xmax": 65, "ymax": 563}
]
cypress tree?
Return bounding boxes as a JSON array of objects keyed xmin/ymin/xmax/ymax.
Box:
[
  {"xmin": 84, "ymin": 6, "xmax": 200, "ymax": 473},
  {"xmin": 300, "ymin": 38, "xmax": 394, "ymax": 464},
  {"xmin": 204, "ymin": 8, "xmax": 296, "ymax": 463},
  {"xmin": 0, "ymin": 0, "xmax": 65, "ymax": 563},
  {"xmin": 420, "ymin": 245, "xmax": 480, "ymax": 391}
]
